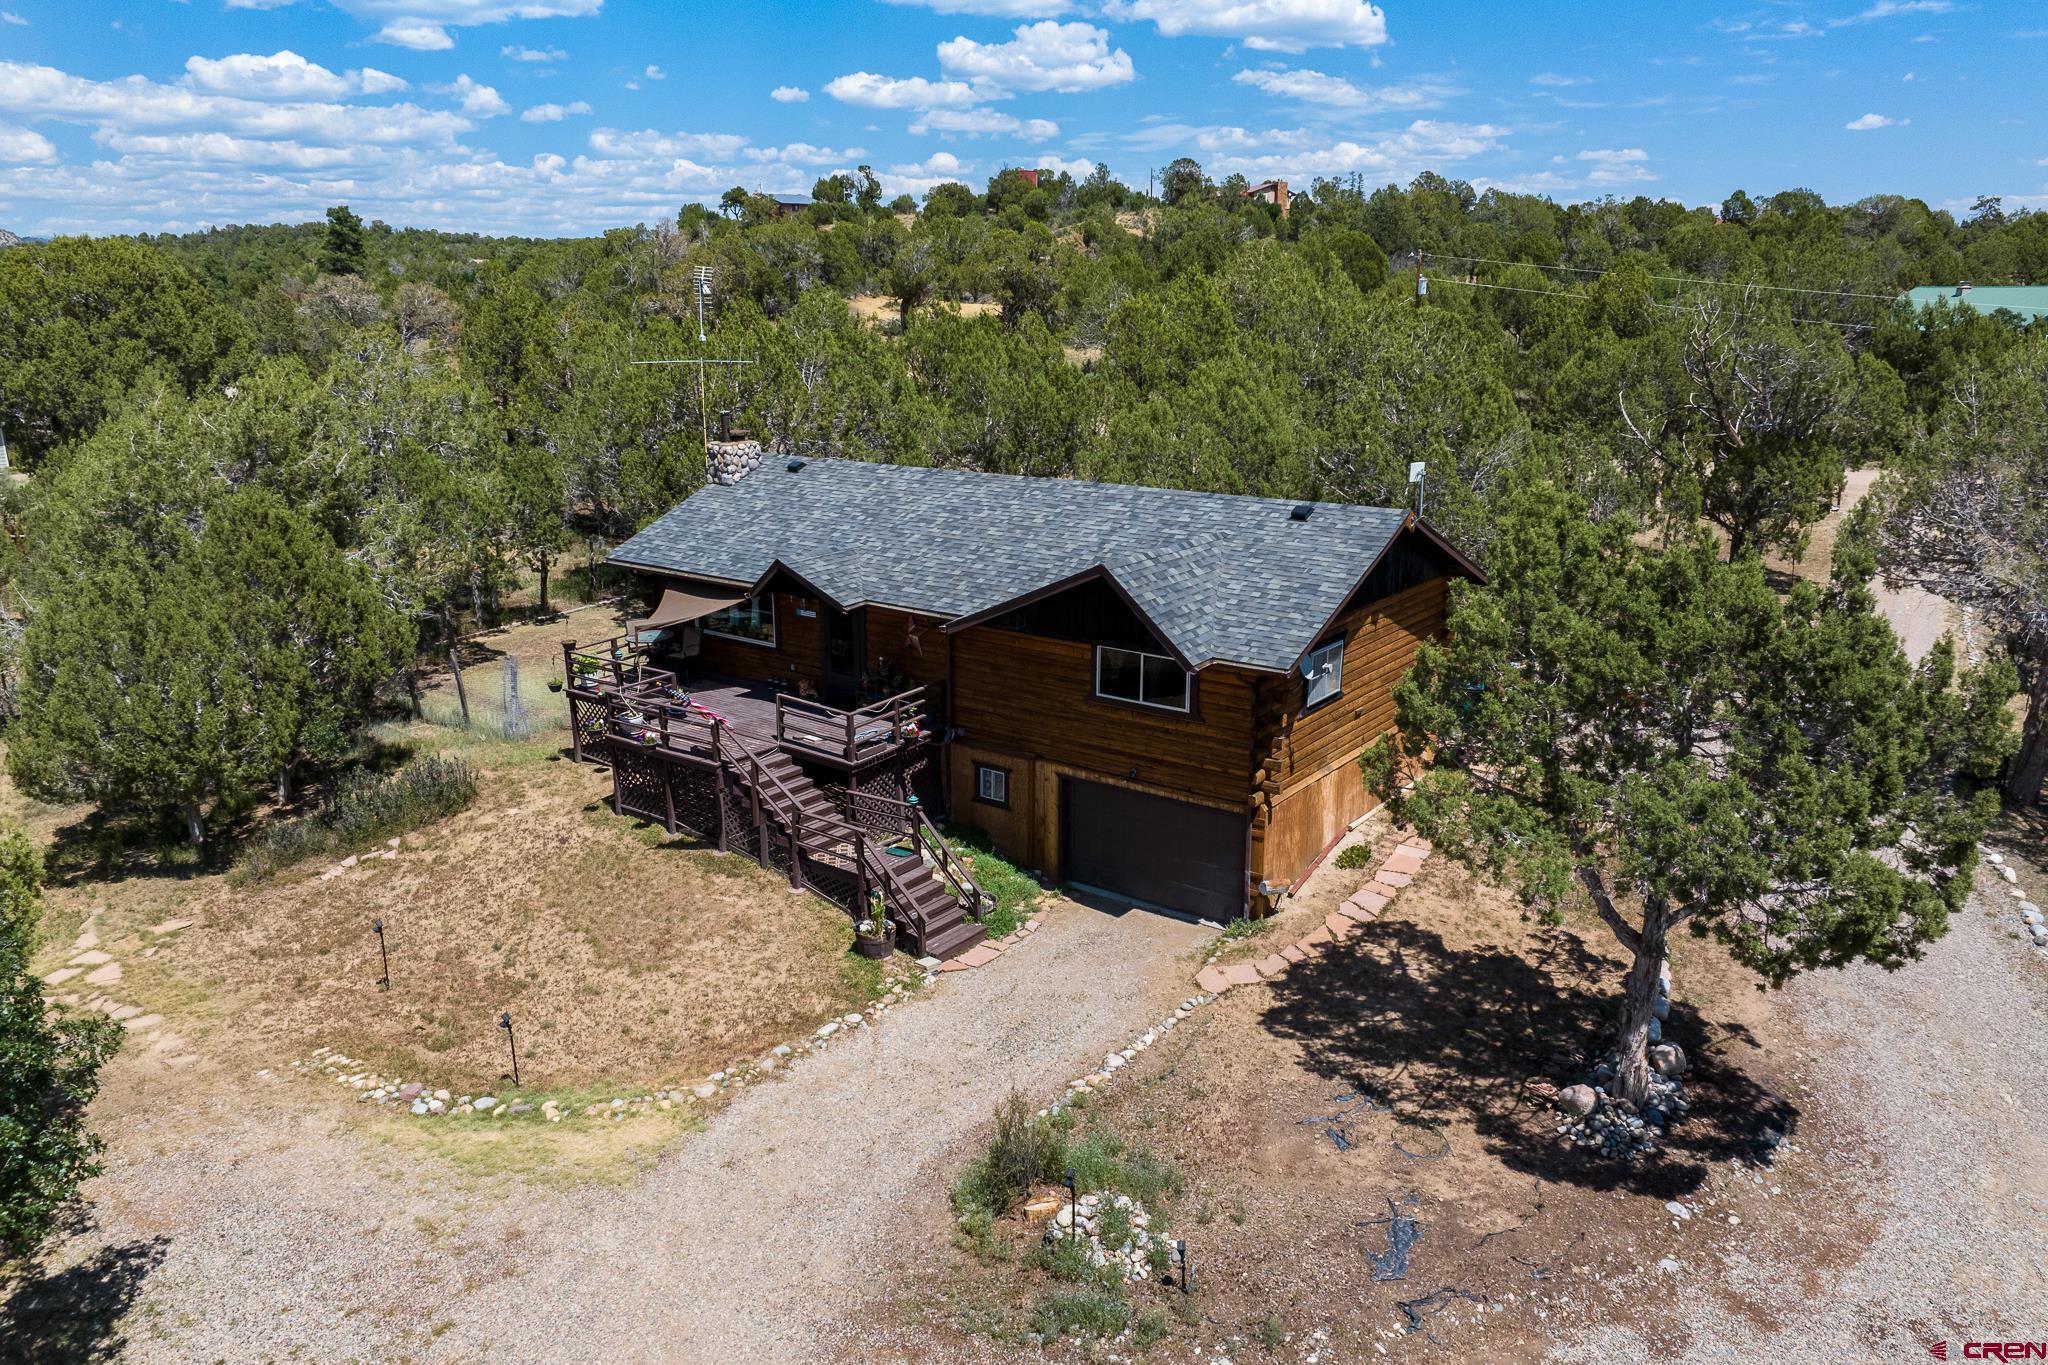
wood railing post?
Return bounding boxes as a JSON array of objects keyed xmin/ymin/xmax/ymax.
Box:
[
  {"xmin": 844, "ymin": 711, "xmax": 856, "ymax": 764},
  {"xmin": 750, "ymin": 757, "xmax": 768, "ymax": 864},
  {"xmin": 713, "ymin": 730, "xmax": 729, "ymax": 854}
]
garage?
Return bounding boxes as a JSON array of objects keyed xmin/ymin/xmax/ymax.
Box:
[{"xmin": 1060, "ymin": 777, "xmax": 1247, "ymax": 919}]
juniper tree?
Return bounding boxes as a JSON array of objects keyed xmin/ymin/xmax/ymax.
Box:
[
  {"xmin": 1362, "ymin": 485, "xmax": 2014, "ymax": 1105},
  {"xmin": 1859, "ymin": 335, "xmax": 2048, "ymax": 803},
  {"xmin": 0, "ymin": 830, "xmax": 120, "ymax": 1259}
]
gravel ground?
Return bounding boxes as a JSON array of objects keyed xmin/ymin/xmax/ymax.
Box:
[
  {"xmin": 1550, "ymin": 840, "xmax": 2048, "ymax": 1361},
  {"xmin": 13, "ymin": 897, "xmax": 1207, "ymax": 1363}
]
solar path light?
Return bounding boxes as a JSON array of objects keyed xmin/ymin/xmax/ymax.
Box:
[
  {"xmin": 499, "ymin": 1011, "xmax": 520, "ymax": 1087},
  {"xmin": 372, "ymin": 918, "xmax": 390, "ymax": 991}
]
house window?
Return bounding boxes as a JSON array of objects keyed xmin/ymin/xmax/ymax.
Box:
[
  {"xmin": 1303, "ymin": 638, "xmax": 1345, "ymax": 709},
  {"xmin": 703, "ymin": 595, "xmax": 776, "ymax": 647},
  {"xmin": 1094, "ymin": 646, "xmax": 1191, "ymax": 713},
  {"xmin": 975, "ymin": 764, "xmax": 1010, "ymax": 807}
]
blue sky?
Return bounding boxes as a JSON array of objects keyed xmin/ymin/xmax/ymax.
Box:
[{"xmin": 0, "ymin": 1, "xmax": 2042, "ymax": 237}]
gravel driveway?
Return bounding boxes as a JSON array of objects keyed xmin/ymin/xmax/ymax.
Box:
[{"xmin": 19, "ymin": 897, "xmax": 1206, "ymax": 1363}]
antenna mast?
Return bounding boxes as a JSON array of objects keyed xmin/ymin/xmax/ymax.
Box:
[{"xmin": 632, "ymin": 262, "xmax": 750, "ymax": 452}]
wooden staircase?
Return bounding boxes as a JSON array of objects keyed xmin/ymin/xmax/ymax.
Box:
[{"xmin": 730, "ymin": 737, "xmax": 988, "ymax": 960}]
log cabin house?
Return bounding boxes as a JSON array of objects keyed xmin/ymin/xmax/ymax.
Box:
[{"xmin": 562, "ymin": 455, "xmax": 1480, "ymax": 960}]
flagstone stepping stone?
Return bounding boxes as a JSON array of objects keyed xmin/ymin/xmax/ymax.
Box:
[
  {"xmin": 1220, "ymin": 962, "xmax": 1262, "ymax": 988},
  {"xmin": 84, "ymin": 963, "xmax": 123, "ymax": 986},
  {"xmin": 1195, "ymin": 965, "xmax": 1233, "ymax": 994},
  {"xmin": 1383, "ymin": 850, "xmax": 1427, "ymax": 876},
  {"xmin": 42, "ymin": 967, "xmax": 83, "ymax": 986},
  {"xmin": 1376, "ymin": 869, "xmax": 1414, "ymax": 888},
  {"xmin": 1253, "ymin": 954, "xmax": 1290, "ymax": 978},
  {"xmin": 1325, "ymin": 913, "xmax": 1358, "ymax": 938},
  {"xmin": 73, "ymin": 931, "xmax": 99, "ymax": 951},
  {"xmin": 148, "ymin": 1033, "xmax": 186, "ymax": 1054},
  {"xmin": 122, "ymin": 1014, "xmax": 163, "ymax": 1033},
  {"xmin": 69, "ymin": 949, "xmax": 113, "ymax": 967},
  {"xmin": 148, "ymin": 918, "xmax": 194, "ymax": 935},
  {"xmin": 1346, "ymin": 889, "xmax": 1390, "ymax": 916},
  {"xmin": 954, "ymin": 943, "xmax": 1000, "ymax": 968},
  {"xmin": 1363, "ymin": 881, "xmax": 1401, "ymax": 900},
  {"xmin": 1340, "ymin": 904, "xmax": 1378, "ymax": 925},
  {"xmin": 1399, "ymin": 838, "xmax": 1433, "ymax": 854},
  {"xmin": 1279, "ymin": 944, "xmax": 1308, "ymax": 964},
  {"xmin": 109, "ymin": 1004, "xmax": 140, "ymax": 1020},
  {"xmin": 1301, "ymin": 925, "xmax": 1334, "ymax": 947}
]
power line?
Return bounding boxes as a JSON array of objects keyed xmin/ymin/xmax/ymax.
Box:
[
  {"xmin": 1418, "ymin": 273, "xmax": 1872, "ymax": 331},
  {"xmin": 1418, "ymin": 251, "xmax": 1900, "ymax": 304}
]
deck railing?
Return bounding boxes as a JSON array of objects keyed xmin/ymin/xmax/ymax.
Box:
[
  {"xmin": 851, "ymin": 792, "xmax": 996, "ymax": 921},
  {"xmin": 774, "ymin": 685, "xmax": 934, "ymax": 766}
]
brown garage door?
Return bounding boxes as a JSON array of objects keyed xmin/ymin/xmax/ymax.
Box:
[{"xmin": 1060, "ymin": 778, "xmax": 1246, "ymax": 919}]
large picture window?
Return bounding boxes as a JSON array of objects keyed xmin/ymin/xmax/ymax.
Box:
[
  {"xmin": 1303, "ymin": 638, "xmax": 1345, "ymax": 709},
  {"xmin": 704, "ymin": 595, "xmax": 777, "ymax": 646},
  {"xmin": 1094, "ymin": 646, "xmax": 1191, "ymax": 713}
]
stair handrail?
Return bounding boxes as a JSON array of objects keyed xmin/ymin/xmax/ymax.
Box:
[{"xmin": 852, "ymin": 791, "xmax": 994, "ymax": 922}]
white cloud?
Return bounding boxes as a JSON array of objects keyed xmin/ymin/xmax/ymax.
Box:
[
  {"xmin": 770, "ymin": 85, "xmax": 810, "ymax": 103},
  {"xmin": 824, "ymin": 71, "xmax": 981, "ymax": 110},
  {"xmin": 1231, "ymin": 67, "xmax": 1455, "ymax": 110},
  {"xmin": 1576, "ymin": 146, "xmax": 1655, "ymax": 183},
  {"xmin": 1831, "ymin": 0, "xmax": 1950, "ymax": 26},
  {"xmin": 1844, "ymin": 111, "xmax": 1903, "ymax": 129},
  {"xmin": 521, "ymin": 100, "xmax": 592, "ymax": 122},
  {"xmin": 1102, "ymin": 0, "xmax": 1388, "ymax": 53},
  {"xmin": 0, "ymin": 61, "xmax": 474, "ymax": 144},
  {"xmin": 909, "ymin": 107, "xmax": 1060, "ymax": 138},
  {"xmin": 501, "ymin": 45, "xmax": 569, "ymax": 62},
  {"xmin": 439, "ymin": 74, "xmax": 510, "ymax": 116},
  {"xmin": 937, "ymin": 21, "xmax": 1136, "ymax": 94},
  {"xmin": 376, "ymin": 19, "xmax": 454, "ymax": 50},
  {"xmin": 1528, "ymin": 72, "xmax": 1586, "ymax": 87},
  {"xmin": 644, "ymin": 64, "xmax": 667, "ymax": 81},
  {"xmin": 0, "ymin": 10, "xmax": 26, "ymax": 24},
  {"xmin": 0, "ymin": 123, "xmax": 55, "ymax": 161},
  {"xmin": 882, "ymin": 0, "xmax": 1067, "ymax": 13},
  {"xmin": 1029, "ymin": 152, "xmax": 1096, "ymax": 179},
  {"xmin": 586, "ymin": 127, "xmax": 750, "ymax": 160},
  {"xmin": 183, "ymin": 51, "xmax": 409, "ymax": 100}
]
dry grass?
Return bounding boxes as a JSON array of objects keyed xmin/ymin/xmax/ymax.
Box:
[{"xmin": 24, "ymin": 608, "xmax": 886, "ymax": 1100}]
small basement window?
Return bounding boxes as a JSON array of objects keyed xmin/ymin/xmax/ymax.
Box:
[
  {"xmin": 704, "ymin": 595, "xmax": 777, "ymax": 647},
  {"xmin": 975, "ymin": 764, "xmax": 1009, "ymax": 807},
  {"xmin": 1303, "ymin": 638, "xmax": 1345, "ymax": 709},
  {"xmin": 1094, "ymin": 646, "xmax": 1192, "ymax": 713}
]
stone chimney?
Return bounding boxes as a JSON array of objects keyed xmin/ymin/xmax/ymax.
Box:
[{"xmin": 706, "ymin": 439, "xmax": 765, "ymax": 486}]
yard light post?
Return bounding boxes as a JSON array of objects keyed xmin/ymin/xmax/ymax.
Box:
[
  {"xmin": 372, "ymin": 918, "xmax": 389, "ymax": 991},
  {"xmin": 1064, "ymin": 1167, "xmax": 1078, "ymax": 1244},
  {"xmin": 1175, "ymin": 1239, "xmax": 1192, "ymax": 1295},
  {"xmin": 499, "ymin": 1011, "xmax": 520, "ymax": 1088}
]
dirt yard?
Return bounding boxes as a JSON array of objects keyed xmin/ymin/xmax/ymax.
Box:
[{"xmin": 860, "ymin": 845, "xmax": 1816, "ymax": 1361}]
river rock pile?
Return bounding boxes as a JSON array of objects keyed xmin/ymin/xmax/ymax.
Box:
[
  {"xmin": 1987, "ymin": 849, "xmax": 2047, "ymax": 952},
  {"xmin": 1044, "ymin": 1192, "xmax": 1162, "ymax": 1282},
  {"xmin": 706, "ymin": 440, "xmax": 766, "ymax": 485}
]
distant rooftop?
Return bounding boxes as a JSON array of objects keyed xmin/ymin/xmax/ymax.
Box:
[{"xmin": 1899, "ymin": 284, "xmax": 2048, "ymax": 322}]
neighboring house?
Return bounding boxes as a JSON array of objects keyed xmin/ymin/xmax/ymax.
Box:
[
  {"xmin": 767, "ymin": 193, "xmax": 814, "ymax": 218},
  {"xmin": 1243, "ymin": 179, "xmax": 1291, "ymax": 218},
  {"xmin": 564, "ymin": 457, "xmax": 1479, "ymax": 956},
  {"xmin": 1898, "ymin": 283, "xmax": 2048, "ymax": 324}
]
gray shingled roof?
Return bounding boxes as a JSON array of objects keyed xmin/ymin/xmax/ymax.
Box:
[{"xmin": 609, "ymin": 459, "xmax": 1418, "ymax": 673}]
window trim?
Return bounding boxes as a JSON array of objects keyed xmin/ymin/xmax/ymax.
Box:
[
  {"xmin": 974, "ymin": 763, "xmax": 1011, "ymax": 808},
  {"xmin": 1092, "ymin": 645, "xmax": 1192, "ymax": 714},
  {"xmin": 1302, "ymin": 637, "xmax": 1346, "ymax": 711},
  {"xmin": 703, "ymin": 593, "xmax": 778, "ymax": 649}
]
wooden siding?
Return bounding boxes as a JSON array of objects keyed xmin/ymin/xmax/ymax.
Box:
[
  {"xmin": 695, "ymin": 590, "xmax": 825, "ymax": 689},
  {"xmin": 864, "ymin": 606, "xmax": 949, "ymax": 688},
  {"xmin": 1249, "ymin": 576, "xmax": 1449, "ymax": 897},
  {"xmin": 947, "ymin": 626, "xmax": 1258, "ymax": 885}
]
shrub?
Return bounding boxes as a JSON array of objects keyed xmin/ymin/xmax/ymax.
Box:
[
  {"xmin": 241, "ymin": 755, "xmax": 477, "ymax": 879},
  {"xmin": 1029, "ymin": 1284, "xmax": 1130, "ymax": 1341},
  {"xmin": 954, "ymin": 1089, "xmax": 1055, "ymax": 1222},
  {"xmin": 1333, "ymin": 844, "xmax": 1373, "ymax": 870},
  {"xmin": 1134, "ymin": 1307, "xmax": 1170, "ymax": 1347}
]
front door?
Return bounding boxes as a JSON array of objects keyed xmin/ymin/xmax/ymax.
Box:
[{"xmin": 822, "ymin": 606, "xmax": 864, "ymax": 705}]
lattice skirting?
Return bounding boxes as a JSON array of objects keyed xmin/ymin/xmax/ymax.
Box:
[
  {"xmin": 612, "ymin": 747, "xmax": 669, "ymax": 825},
  {"xmin": 800, "ymin": 852, "xmax": 863, "ymax": 914},
  {"xmin": 721, "ymin": 785, "xmax": 759, "ymax": 859}
]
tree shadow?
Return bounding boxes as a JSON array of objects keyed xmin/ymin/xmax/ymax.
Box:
[
  {"xmin": 1259, "ymin": 919, "xmax": 1798, "ymax": 1198},
  {"xmin": 0, "ymin": 1234, "xmax": 169, "ymax": 1363}
]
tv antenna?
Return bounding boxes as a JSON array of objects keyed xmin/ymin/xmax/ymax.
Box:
[{"xmin": 632, "ymin": 263, "xmax": 750, "ymax": 450}]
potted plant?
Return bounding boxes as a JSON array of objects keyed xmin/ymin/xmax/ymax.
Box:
[
  {"xmin": 854, "ymin": 891, "xmax": 896, "ymax": 959},
  {"xmin": 546, "ymin": 666, "xmax": 565, "ymax": 694}
]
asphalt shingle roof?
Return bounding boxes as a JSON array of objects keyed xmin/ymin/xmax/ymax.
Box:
[{"xmin": 609, "ymin": 459, "xmax": 1418, "ymax": 673}]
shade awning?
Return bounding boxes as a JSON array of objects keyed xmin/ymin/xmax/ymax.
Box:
[{"xmin": 630, "ymin": 583, "xmax": 745, "ymax": 632}]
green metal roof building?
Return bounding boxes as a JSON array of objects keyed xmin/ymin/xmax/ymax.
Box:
[{"xmin": 1900, "ymin": 284, "xmax": 2048, "ymax": 322}]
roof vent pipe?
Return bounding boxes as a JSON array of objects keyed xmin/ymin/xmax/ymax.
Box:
[{"xmin": 786, "ymin": 457, "xmax": 807, "ymax": 472}]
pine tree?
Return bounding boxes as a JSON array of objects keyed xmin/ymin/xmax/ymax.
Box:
[
  {"xmin": 1363, "ymin": 485, "xmax": 2015, "ymax": 1104},
  {"xmin": 317, "ymin": 204, "xmax": 367, "ymax": 278},
  {"xmin": 0, "ymin": 829, "xmax": 120, "ymax": 1258}
]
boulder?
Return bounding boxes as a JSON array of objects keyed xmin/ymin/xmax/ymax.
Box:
[
  {"xmin": 473, "ymin": 1096, "xmax": 498, "ymax": 1112},
  {"xmin": 1651, "ymin": 994, "xmax": 1671, "ymax": 1021},
  {"xmin": 1558, "ymin": 1084, "xmax": 1597, "ymax": 1116},
  {"xmin": 1649, "ymin": 1043, "xmax": 1687, "ymax": 1078}
]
